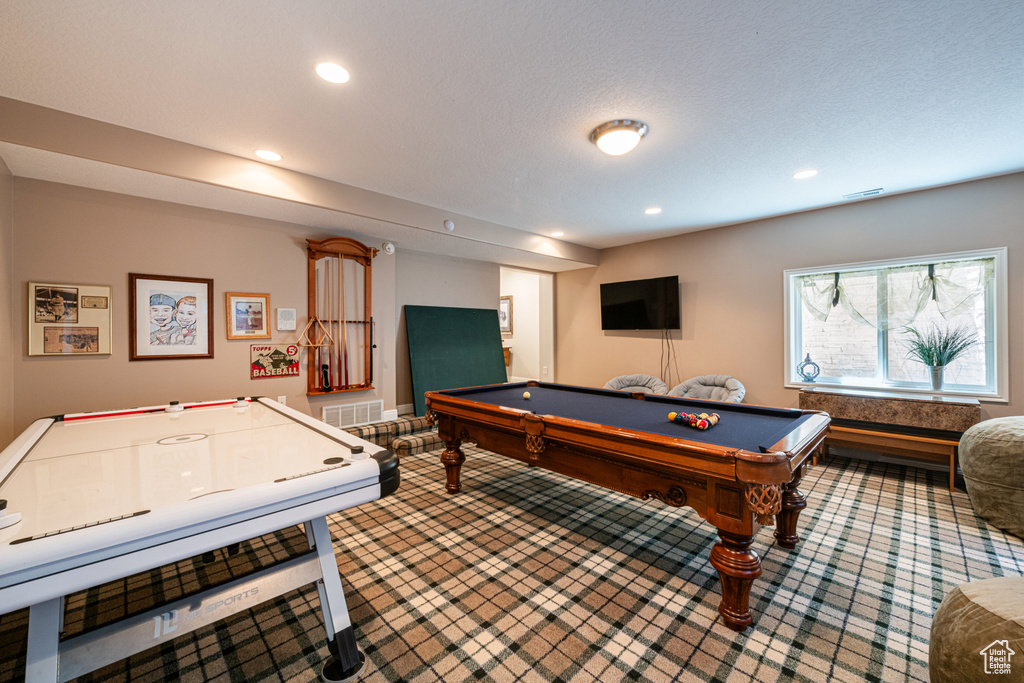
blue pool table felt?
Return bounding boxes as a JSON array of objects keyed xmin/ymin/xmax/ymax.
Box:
[{"xmin": 441, "ymin": 383, "xmax": 814, "ymax": 454}]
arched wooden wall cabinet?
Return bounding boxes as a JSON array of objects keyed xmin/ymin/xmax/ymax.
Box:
[{"xmin": 305, "ymin": 237, "xmax": 377, "ymax": 395}]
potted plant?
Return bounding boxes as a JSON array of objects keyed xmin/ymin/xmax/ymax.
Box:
[{"xmin": 902, "ymin": 323, "xmax": 979, "ymax": 390}]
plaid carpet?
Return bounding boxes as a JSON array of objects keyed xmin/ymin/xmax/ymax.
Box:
[{"xmin": 1, "ymin": 447, "xmax": 1022, "ymax": 683}]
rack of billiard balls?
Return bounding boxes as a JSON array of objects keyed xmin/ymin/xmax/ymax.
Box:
[{"xmin": 668, "ymin": 411, "xmax": 720, "ymax": 430}]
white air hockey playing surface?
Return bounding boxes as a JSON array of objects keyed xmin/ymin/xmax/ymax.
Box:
[{"xmin": 0, "ymin": 397, "xmax": 400, "ymax": 683}]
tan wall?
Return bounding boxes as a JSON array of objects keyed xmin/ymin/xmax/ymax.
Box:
[
  {"xmin": 556, "ymin": 172, "xmax": 1024, "ymax": 420},
  {"xmin": 9, "ymin": 171, "xmax": 1021, "ymax": 442},
  {"xmin": 9, "ymin": 178, "xmax": 397, "ymax": 438},
  {"xmin": 0, "ymin": 155, "xmax": 13, "ymax": 446},
  {"xmin": 394, "ymin": 251, "xmax": 499, "ymax": 410}
]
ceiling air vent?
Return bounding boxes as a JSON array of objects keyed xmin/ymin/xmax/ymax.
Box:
[{"xmin": 843, "ymin": 188, "xmax": 884, "ymax": 200}]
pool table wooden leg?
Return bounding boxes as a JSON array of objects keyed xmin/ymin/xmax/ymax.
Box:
[
  {"xmin": 709, "ymin": 530, "xmax": 761, "ymax": 632},
  {"xmin": 774, "ymin": 477, "xmax": 807, "ymax": 549},
  {"xmin": 440, "ymin": 439, "xmax": 465, "ymax": 494}
]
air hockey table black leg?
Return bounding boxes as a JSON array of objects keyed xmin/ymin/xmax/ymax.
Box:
[
  {"xmin": 306, "ymin": 516, "xmax": 367, "ymax": 683},
  {"xmin": 321, "ymin": 627, "xmax": 365, "ymax": 682}
]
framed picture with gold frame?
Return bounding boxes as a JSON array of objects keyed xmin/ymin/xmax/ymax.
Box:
[
  {"xmin": 28, "ymin": 282, "xmax": 112, "ymax": 356},
  {"xmin": 226, "ymin": 292, "xmax": 271, "ymax": 340}
]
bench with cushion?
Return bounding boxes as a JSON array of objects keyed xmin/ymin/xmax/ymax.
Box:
[
  {"xmin": 798, "ymin": 387, "xmax": 981, "ymax": 492},
  {"xmin": 344, "ymin": 415, "xmax": 443, "ymax": 457}
]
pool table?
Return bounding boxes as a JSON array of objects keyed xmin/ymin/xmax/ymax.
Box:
[{"xmin": 424, "ymin": 381, "xmax": 830, "ymax": 632}]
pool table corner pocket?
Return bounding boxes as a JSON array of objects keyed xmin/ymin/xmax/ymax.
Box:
[{"xmin": 746, "ymin": 483, "xmax": 782, "ymax": 526}]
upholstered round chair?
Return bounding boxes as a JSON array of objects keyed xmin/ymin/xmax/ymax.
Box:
[
  {"xmin": 959, "ymin": 417, "xmax": 1024, "ymax": 538},
  {"xmin": 603, "ymin": 374, "xmax": 668, "ymax": 395},
  {"xmin": 668, "ymin": 375, "xmax": 745, "ymax": 403},
  {"xmin": 929, "ymin": 576, "xmax": 1024, "ymax": 682}
]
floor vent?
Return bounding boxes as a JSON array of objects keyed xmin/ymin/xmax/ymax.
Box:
[{"xmin": 323, "ymin": 400, "xmax": 384, "ymax": 428}]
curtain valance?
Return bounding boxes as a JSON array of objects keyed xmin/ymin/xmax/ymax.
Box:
[{"xmin": 796, "ymin": 258, "xmax": 993, "ymax": 330}]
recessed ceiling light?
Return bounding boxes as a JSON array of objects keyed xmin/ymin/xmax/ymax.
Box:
[
  {"xmin": 644, "ymin": 207, "xmax": 662, "ymax": 215},
  {"xmin": 589, "ymin": 119, "xmax": 649, "ymax": 156},
  {"xmin": 551, "ymin": 231, "xmax": 564, "ymax": 237},
  {"xmin": 793, "ymin": 169, "xmax": 818, "ymax": 179},
  {"xmin": 316, "ymin": 62, "xmax": 350, "ymax": 84},
  {"xmin": 255, "ymin": 150, "xmax": 282, "ymax": 161}
]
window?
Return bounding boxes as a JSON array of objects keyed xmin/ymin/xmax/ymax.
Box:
[{"xmin": 784, "ymin": 248, "xmax": 1007, "ymax": 399}]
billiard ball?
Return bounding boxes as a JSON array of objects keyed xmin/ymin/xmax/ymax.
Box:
[{"xmin": 523, "ymin": 391, "xmax": 531, "ymax": 399}]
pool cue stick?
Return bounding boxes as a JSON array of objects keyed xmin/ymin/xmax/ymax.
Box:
[
  {"xmin": 324, "ymin": 261, "xmax": 334, "ymax": 391},
  {"xmin": 323, "ymin": 258, "xmax": 330, "ymax": 389},
  {"xmin": 328, "ymin": 258, "xmax": 334, "ymax": 390},
  {"xmin": 317, "ymin": 260, "xmax": 322, "ymax": 390},
  {"xmin": 337, "ymin": 254, "xmax": 344, "ymax": 389},
  {"xmin": 329, "ymin": 257, "xmax": 335, "ymax": 389},
  {"xmin": 364, "ymin": 317, "xmax": 372, "ymax": 387},
  {"xmin": 318, "ymin": 261, "xmax": 327, "ymax": 391},
  {"xmin": 341, "ymin": 255, "xmax": 349, "ymax": 389}
]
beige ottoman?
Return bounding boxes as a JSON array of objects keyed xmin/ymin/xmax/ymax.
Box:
[
  {"xmin": 930, "ymin": 577, "xmax": 1024, "ymax": 681},
  {"xmin": 959, "ymin": 417, "xmax": 1024, "ymax": 539}
]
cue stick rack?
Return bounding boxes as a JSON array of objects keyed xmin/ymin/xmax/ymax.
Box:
[{"xmin": 304, "ymin": 236, "xmax": 377, "ymax": 395}]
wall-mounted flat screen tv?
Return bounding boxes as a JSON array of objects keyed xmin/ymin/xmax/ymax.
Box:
[{"xmin": 600, "ymin": 275, "xmax": 680, "ymax": 330}]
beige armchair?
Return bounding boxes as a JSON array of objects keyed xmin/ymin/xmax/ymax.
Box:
[
  {"xmin": 603, "ymin": 374, "xmax": 668, "ymax": 394},
  {"xmin": 668, "ymin": 375, "xmax": 745, "ymax": 402}
]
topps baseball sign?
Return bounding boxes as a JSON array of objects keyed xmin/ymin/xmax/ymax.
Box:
[{"xmin": 251, "ymin": 344, "xmax": 300, "ymax": 379}]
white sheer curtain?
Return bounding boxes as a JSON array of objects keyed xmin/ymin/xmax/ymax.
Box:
[
  {"xmin": 798, "ymin": 272, "xmax": 872, "ymax": 326},
  {"xmin": 797, "ymin": 257, "xmax": 993, "ymax": 331}
]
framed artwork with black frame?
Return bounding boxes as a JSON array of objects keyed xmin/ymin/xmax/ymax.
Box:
[{"xmin": 129, "ymin": 273, "xmax": 213, "ymax": 360}]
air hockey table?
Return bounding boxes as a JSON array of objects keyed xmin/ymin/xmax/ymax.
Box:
[{"xmin": 0, "ymin": 397, "xmax": 399, "ymax": 683}]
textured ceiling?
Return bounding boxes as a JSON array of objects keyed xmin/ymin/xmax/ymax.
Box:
[{"xmin": 1, "ymin": 0, "xmax": 1022, "ymax": 252}]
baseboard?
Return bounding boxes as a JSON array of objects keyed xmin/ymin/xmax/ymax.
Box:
[
  {"xmin": 397, "ymin": 403, "xmax": 415, "ymax": 416},
  {"xmin": 381, "ymin": 409, "xmax": 399, "ymax": 421}
]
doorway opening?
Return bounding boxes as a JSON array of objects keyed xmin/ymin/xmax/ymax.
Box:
[{"xmin": 499, "ymin": 268, "xmax": 554, "ymax": 383}]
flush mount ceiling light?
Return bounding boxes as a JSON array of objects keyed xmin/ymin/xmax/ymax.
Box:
[
  {"xmin": 793, "ymin": 169, "xmax": 818, "ymax": 179},
  {"xmin": 315, "ymin": 62, "xmax": 350, "ymax": 84},
  {"xmin": 644, "ymin": 207, "xmax": 662, "ymax": 215},
  {"xmin": 551, "ymin": 231, "xmax": 564, "ymax": 237},
  {"xmin": 589, "ymin": 119, "xmax": 648, "ymax": 156},
  {"xmin": 255, "ymin": 150, "xmax": 282, "ymax": 161}
]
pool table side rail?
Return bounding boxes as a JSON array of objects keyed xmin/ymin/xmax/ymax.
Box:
[
  {"xmin": 425, "ymin": 391, "xmax": 829, "ymax": 487},
  {"xmin": 437, "ymin": 380, "xmax": 809, "ymax": 422},
  {"xmin": 428, "ymin": 393, "xmax": 740, "ymax": 473}
]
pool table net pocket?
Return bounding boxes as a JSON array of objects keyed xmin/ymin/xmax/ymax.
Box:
[{"xmin": 746, "ymin": 483, "xmax": 782, "ymax": 525}]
